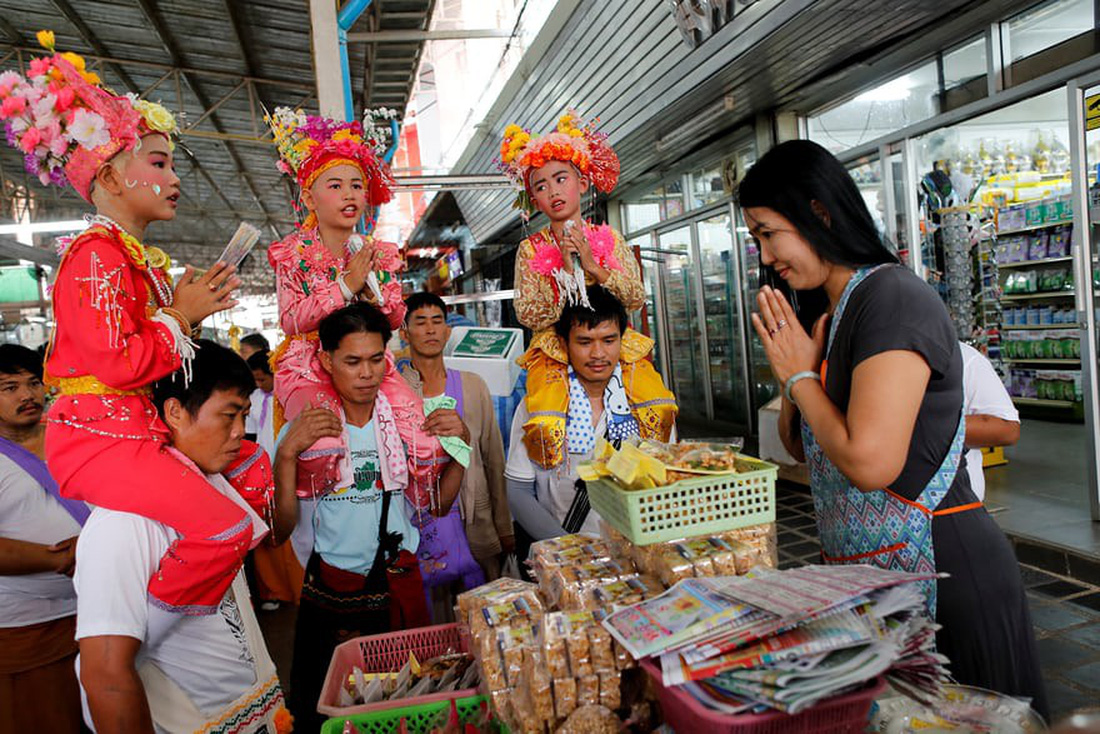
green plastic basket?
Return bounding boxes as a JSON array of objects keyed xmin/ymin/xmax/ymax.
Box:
[
  {"xmin": 321, "ymin": 694, "xmax": 501, "ymax": 734},
  {"xmin": 587, "ymin": 456, "xmax": 777, "ymax": 546}
]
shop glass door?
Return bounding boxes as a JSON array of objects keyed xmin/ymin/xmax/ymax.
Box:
[
  {"xmin": 739, "ymin": 216, "xmax": 779, "ymax": 412},
  {"xmin": 657, "ymin": 226, "xmax": 708, "ymax": 419},
  {"xmin": 698, "ymin": 211, "xmax": 751, "ymax": 428}
]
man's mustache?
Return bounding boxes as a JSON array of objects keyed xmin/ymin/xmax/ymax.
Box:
[{"xmin": 17, "ymin": 401, "xmax": 44, "ymax": 412}]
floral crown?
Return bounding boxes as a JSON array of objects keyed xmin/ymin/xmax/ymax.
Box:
[
  {"xmin": 0, "ymin": 31, "xmax": 178, "ymax": 202},
  {"xmin": 498, "ymin": 110, "xmax": 620, "ymax": 207},
  {"xmin": 267, "ymin": 106, "xmax": 395, "ymax": 211}
]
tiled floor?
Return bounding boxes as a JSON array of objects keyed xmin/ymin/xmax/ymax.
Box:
[{"xmin": 773, "ymin": 480, "xmax": 1100, "ymax": 723}]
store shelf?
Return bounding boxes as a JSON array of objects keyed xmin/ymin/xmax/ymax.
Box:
[
  {"xmin": 1004, "ymin": 358, "xmax": 1080, "ymax": 365},
  {"xmin": 1000, "ymin": 292, "xmax": 1075, "ymax": 300},
  {"xmin": 997, "ymin": 256, "xmax": 1073, "ymax": 269},
  {"xmin": 1011, "ymin": 397, "xmax": 1078, "ymax": 408},
  {"xmin": 1002, "ymin": 323, "xmax": 1080, "ymax": 330},
  {"xmin": 994, "ymin": 219, "xmax": 1073, "ymax": 236}
]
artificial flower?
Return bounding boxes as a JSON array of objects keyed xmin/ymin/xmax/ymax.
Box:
[
  {"xmin": 504, "ymin": 123, "xmax": 522, "ymax": 137},
  {"xmin": 53, "ymin": 86, "xmax": 74, "ymax": 112},
  {"xmin": 530, "ymin": 240, "xmax": 565, "ymax": 276},
  {"xmin": 32, "ymin": 94, "xmax": 56, "ymax": 122},
  {"xmin": 27, "ymin": 57, "xmax": 52, "ymax": 80},
  {"xmin": 59, "ymin": 52, "xmax": 85, "ymax": 72},
  {"xmin": 273, "ymin": 707, "xmax": 293, "ymax": 734},
  {"xmin": 0, "ymin": 71, "xmax": 21, "ymax": 97},
  {"xmin": 19, "ymin": 126, "xmax": 41, "ymax": 153},
  {"xmin": 36, "ymin": 30, "xmax": 55, "ymax": 52},
  {"xmin": 69, "ymin": 108, "xmax": 110, "ymax": 149},
  {"xmin": 80, "ymin": 71, "xmax": 101, "ymax": 86},
  {"xmin": 133, "ymin": 99, "xmax": 176, "ymax": 133},
  {"xmin": 0, "ymin": 95, "xmax": 26, "ymax": 119}
]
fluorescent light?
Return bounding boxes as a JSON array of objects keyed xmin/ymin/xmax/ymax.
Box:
[{"xmin": 0, "ymin": 219, "xmax": 86, "ymax": 235}]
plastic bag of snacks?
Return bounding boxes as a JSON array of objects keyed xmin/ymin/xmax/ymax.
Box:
[
  {"xmin": 555, "ymin": 705, "xmax": 622, "ymax": 734},
  {"xmin": 544, "ymin": 558, "xmax": 638, "ymax": 609},
  {"xmin": 456, "ymin": 577, "xmax": 543, "ymax": 635},
  {"xmin": 578, "ymin": 575, "xmax": 664, "ymax": 611},
  {"xmin": 528, "ymin": 535, "xmax": 614, "ymax": 578},
  {"xmin": 721, "ymin": 522, "xmax": 779, "ymax": 569}
]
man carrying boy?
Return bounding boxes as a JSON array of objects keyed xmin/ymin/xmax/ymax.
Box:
[
  {"xmin": 506, "ymin": 287, "xmax": 677, "ymax": 539},
  {"xmin": 274, "ymin": 302, "xmax": 465, "ymax": 731},
  {"xmin": 397, "ymin": 292, "xmax": 514, "ymax": 580},
  {"xmin": 75, "ymin": 342, "xmax": 289, "ymax": 734}
]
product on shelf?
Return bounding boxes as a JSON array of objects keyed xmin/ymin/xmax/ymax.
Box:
[{"xmin": 456, "ymin": 578, "xmax": 544, "ymax": 635}]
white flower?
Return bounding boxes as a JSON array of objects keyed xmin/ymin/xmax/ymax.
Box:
[
  {"xmin": 32, "ymin": 94, "xmax": 56, "ymax": 121},
  {"xmin": 69, "ymin": 108, "xmax": 110, "ymax": 149}
]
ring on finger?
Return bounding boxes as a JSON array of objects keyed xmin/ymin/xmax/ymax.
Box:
[{"xmin": 777, "ymin": 319, "xmax": 788, "ymax": 330}]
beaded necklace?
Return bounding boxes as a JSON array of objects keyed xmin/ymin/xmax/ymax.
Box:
[{"xmin": 86, "ymin": 214, "xmax": 175, "ymax": 307}]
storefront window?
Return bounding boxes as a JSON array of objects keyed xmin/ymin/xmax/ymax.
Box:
[
  {"xmin": 623, "ymin": 179, "xmax": 686, "ymax": 233},
  {"xmin": 847, "ymin": 157, "xmax": 886, "ymax": 236},
  {"xmin": 943, "ymin": 36, "xmax": 987, "ymax": 91},
  {"xmin": 1003, "ymin": 0, "xmax": 1095, "ymax": 63},
  {"xmin": 688, "ymin": 165, "xmax": 726, "ymax": 209},
  {"xmin": 807, "ymin": 61, "xmax": 940, "ymax": 154}
]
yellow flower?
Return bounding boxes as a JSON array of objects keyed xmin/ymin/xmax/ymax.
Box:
[
  {"xmin": 60, "ymin": 52, "xmax": 85, "ymax": 72},
  {"xmin": 36, "ymin": 30, "xmax": 55, "ymax": 52},
  {"xmin": 504, "ymin": 124, "xmax": 522, "ymax": 138},
  {"xmin": 134, "ymin": 100, "xmax": 177, "ymax": 133},
  {"xmin": 80, "ymin": 71, "xmax": 100, "ymax": 86},
  {"xmin": 568, "ymin": 128, "xmax": 583, "ymax": 138},
  {"xmin": 332, "ymin": 129, "xmax": 354, "ymax": 141}
]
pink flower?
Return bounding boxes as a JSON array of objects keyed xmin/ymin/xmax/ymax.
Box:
[
  {"xmin": 530, "ymin": 241, "xmax": 564, "ymax": 276},
  {"xmin": 0, "ymin": 95, "xmax": 25, "ymax": 119},
  {"xmin": 27, "ymin": 57, "xmax": 51, "ymax": 79},
  {"xmin": 19, "ymin": 126, "xmax": 41, "ymax": 153},
  {"xmin": 587, "ymin": 223, "xmax": 620, "ymax": 271},
  {"xmin": 69, "ymin": 108, "xmax": 109, "ymax": 149},
  {"xmin": 0, "ymin": 71, "xmax": 21, "ymax": 98},
  {"xmin": 48, "ymin": 130, "xmax": 67, "ymax": 158},
  {"xmin": 53, "ymin": 86, "xmax": 74, "ymax": 112}
]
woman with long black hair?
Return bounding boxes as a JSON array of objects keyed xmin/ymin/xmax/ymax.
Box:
[{"xmin": 743, "ymin": 140, "xmax": 1046, "ymax": 715}]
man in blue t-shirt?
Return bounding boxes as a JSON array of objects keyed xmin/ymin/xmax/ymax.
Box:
[{"xmin": 271, "ymin": 302, "xmax": 465, "ymax": 731}]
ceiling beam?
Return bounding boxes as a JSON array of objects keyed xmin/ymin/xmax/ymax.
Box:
[
  {"xmin": 48, "ymin": 0, "xmax": 142, "ymax": 94},
  {"xmin": 0, "ymin": 44, "xmax": 314, "ymax": 92},
  {"xmin": 347, "ymin": 29, "xmax": 511, "ymax": 43},
  {"xmin": 133, "ymin": 0, "xmax": 277, "ymax": 225}
]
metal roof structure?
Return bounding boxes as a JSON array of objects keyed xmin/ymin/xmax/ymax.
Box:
[
  {"xmin": 0, "ymin": 0, "xmax": 433, "ymax": 291},
  {"xmin": 451, "ymin": 0, "xmax": 1042, "ymax": 244}
]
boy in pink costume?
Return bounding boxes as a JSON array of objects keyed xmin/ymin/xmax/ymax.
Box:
[{"xmin": 266, "ymin": 107, "xmax": 447, "ymax": 508}]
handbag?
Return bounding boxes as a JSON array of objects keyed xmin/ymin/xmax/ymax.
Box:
[
  {"xmin": 413, "ymin": 502, "xmax": 486, "ymax": 592},
  {"xmin": 377, "ymin": 488, "xmax": 431, "ymax": 630}
]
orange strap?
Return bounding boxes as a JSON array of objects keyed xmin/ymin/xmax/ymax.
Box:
[
  {"xmin": 820, "ymin": 360, "xmax": 828, "ymax": 387},
  {"xmin": 822, "ymin": 542, "xmax": 906, "ymax": 563},
  {"xmin": 933, "ymin": 501, "xmax": 983, "ymax": 517}
]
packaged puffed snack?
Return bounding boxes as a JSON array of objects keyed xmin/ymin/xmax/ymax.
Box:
[
  {"xmin": 556, "ymin": 705, "xmax": 622, "ymax": 734},
  {"xmin": 529, "ymin": 537, "xmax": 613, "ymax": 578},
  {"xmin": 586, "ymin": 623, "xmax": 616, "ymax": 672},
  {"xmin": 515, "ymin": 647, "xmax": 554, "ymax": 725},
  {"xmin": 599, "ymin": 671, "xmax": 622, "ymax": 709},
  {"xmin": 552, "ymin": 676, "xmax": 578, "ymax": 720},
  {"xmin": 721, "ymin": 522, "xmax": 778, "ymax": 569},
  {"xmin": 478, "ymin": 624, "xmax": 536, "ymax": 691},
  {"xmin": 576, "ymin": 674, "xmax": 600, "ymax": 707},
  {"xmin": 582, "ymin": 575, "xmax": 664, "ymax": 612},
  {"xmin": 613, "ymin": 638, "xmax": 634, "ymax": 670},
  {"xmin": 456, "ymin": 577, "xmax": 542, "ymax": 627},
  {"xmin": 469, "ymin": 595, "xmax": 542, "ymax": 637},
  {"xmin": 597, "ymin": 518, "xmax": 632, "ymax": 560},
  {"xmin": 545, "ymin": 558, "xmax": 636, "ymax": 608},
  {"xmin": 651, "ymin": 545, "xmax": 697, "ymax": 586}
]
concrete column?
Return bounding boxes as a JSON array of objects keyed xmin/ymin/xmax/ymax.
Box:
[{"xmin": 310, "ymin": 0, "xmax": 345, "ymax": 119}]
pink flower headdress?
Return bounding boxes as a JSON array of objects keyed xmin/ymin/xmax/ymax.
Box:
[{"xmin": 0, "ymin": 31, "xmax": 178, "ymax": 201}]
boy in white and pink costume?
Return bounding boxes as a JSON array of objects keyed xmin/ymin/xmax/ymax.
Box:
[{"xmin": 266, "ymin": 108, "xmax": 446, "ymax": 508}]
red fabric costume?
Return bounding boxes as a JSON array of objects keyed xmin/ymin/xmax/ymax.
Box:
[{"xmin": 45, "ymin": 221, "xmax": 252, "ymax": 614}]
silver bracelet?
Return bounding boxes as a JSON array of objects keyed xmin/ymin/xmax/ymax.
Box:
[{"xmin": 784, "ymin": 371, "xmax": 821, "ymax": 403}]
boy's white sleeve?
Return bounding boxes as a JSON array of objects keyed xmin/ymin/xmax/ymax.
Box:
[{"xmin": 74, "ymin": 512, "xmax": 168, "ymax": 642}]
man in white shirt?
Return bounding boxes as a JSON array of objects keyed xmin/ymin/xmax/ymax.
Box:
[
  {"xmin": 505, "ymin": 287, "xmax": 676, "ymax": 541},
  {"xmin": 0, "ymin": 344, "xmax": 86, "ymax": 733},
  {"xmin": 75, "ymin": 341, "xmax": 288, "ymax": 734},
  {"xmin": 244, "ymin": 351, "xmax": 275, "ymax": 460},
  {"xmin": 960, "ymin": 342, "xmax": 1020, "ymax": 501}
]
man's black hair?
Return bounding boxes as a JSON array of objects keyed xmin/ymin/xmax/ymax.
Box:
[
  {"xmin": 246, "ymin": 351, "xmax": 272, "ymax": 375},
  {"xmin": 319, "ymin": 302, "xmax": 392, "ymax": 352},
  {"xmin": 0, "ymin": 344, "xmax": 43, "ymax": 381},
  {"xmin": 554, "ymin": 285, "xmax": 629, "ymax": 341},
  {"xmin": 240, "ymin": 332, "xmax": 270, "ymax": 353},
  {"xmin": 403, "ymin": 291, "xmax": 448, "ymax": 322},
  {"xmin": 152, "ymin": 340, "xmax": 255, "ymax": 418}
]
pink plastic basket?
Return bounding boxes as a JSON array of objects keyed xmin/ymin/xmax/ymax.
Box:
[
  {"xmin": 318, "ymin": 623, "xmax": 476, "ymax": 718},
  {"xmin": 641, "ymin": 659, "xmax": 886, "ymax": 734}
]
